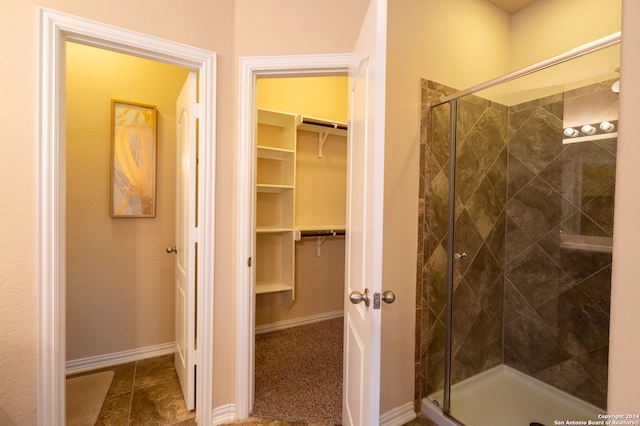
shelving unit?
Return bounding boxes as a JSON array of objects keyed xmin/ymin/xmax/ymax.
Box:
[
  {"xmin": 254, "ymin": 108, "xmax": 348, "ymax": 299},
  {"xmin": 255, "ymin": 109, "xmax": 300, "ymax": 297}
]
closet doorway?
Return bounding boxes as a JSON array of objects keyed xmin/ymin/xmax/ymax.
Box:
[{"xmin": 252, "ymin": 75, "xmax": 348, "ymax": 423}]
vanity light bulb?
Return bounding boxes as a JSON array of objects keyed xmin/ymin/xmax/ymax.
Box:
[
  {"xmin": 600, "ymin": 121, "xmax": 615, "ymax": 132},
  {"xmin": 581, "ymin": 124, "xmax": 597, "ymax": 135},
  {"xmin": 564, "ymin": 128, "xmax": 580, "ymax": 137}
]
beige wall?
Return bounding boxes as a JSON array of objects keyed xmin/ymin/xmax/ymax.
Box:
[
  {"xmin": 65, "ymin": 42, "xmax": 189, "ymax": 361},
  {"xmin": 3, "ymin": 0, "xmax": 639, "ymax": 424},
  {"xmin": 383, "ymin": 0, "xmax": 511, "ymax": 413},
  {"xmin": 386, "ymin": 0, "xmax": 625, "ymax": 415},
  {"xmin": 0, "ymin": 0, "xmax": 368, "ymax": 424},
  {"xmin": 509, "ymin": 0, "xmax": 621, "ymax": 69},
  {"xmin": 608, "ymin": 0, "xmax": 640, "ymax": 411},
  {"xmin": 1, "ymin": 2, "xmax": 235, "ymax": 423}
]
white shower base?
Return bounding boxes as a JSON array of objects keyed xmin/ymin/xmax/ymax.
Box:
[{"xmin": 424, "ymin": 365, "xmax": 604, "ymax": 426}]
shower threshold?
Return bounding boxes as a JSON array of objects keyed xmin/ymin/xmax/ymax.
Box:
[{"xmin": 424, "ymin": 365, "xmax": 603, "ymax": 426}]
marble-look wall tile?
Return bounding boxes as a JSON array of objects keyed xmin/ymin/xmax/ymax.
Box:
[
  {"xmin": 418, "ymin": 79, "xmax": 614, "ymax": 411},
  {"xmin": 503, "ymin": 86, "xmax": 615, "ymax": 409},
  {"xmin": 504, "ymin": 312, "xmax": 572, "ymax": 374},
  {"xmin": 509, "ymin": 107, "xmax": 564, "ymax": 174}
]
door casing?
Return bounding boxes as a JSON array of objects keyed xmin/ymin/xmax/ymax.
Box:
[
  {"xmin": 236, "ymin": 53, "xmax": 352, "ymax": 418},
  {"xmin": 37, "ymin": 8, "xmax": 216, "ymax": 425}
]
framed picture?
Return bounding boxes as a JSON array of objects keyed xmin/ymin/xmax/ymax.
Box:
[{"xmin": 110, "ymin": 100, "xmax": 158, "ymax": 217}]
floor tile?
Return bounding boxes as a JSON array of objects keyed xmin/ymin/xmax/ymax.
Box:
[
  {"xmin": 133, "ymin": 354, "xmax": 178, "ymax": 390},
  {"xmin": 129, "ymin": 379, "xmax": 194, "ymax": 426},
  {"xmin": 95, "ymin": 392, "xmax": 131, "ymax": 426}
]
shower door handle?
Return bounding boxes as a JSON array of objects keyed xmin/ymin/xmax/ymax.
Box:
[{"xmin": 349, "ymin": 288, "xmax": 370, "ymax": 307}]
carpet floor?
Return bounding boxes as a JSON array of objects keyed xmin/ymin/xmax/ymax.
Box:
[{"xmin": 252, "ymin": 317, "xmax": 344, "ymax": 425}]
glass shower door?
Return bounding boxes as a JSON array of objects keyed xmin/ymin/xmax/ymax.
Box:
[
  {"xmin": 447, "ymin": 69, "xmax": 617, "ymax": 425},
  {"xmin": 423, "ymin": 100, "xmax": 452, "ymax": 409}
]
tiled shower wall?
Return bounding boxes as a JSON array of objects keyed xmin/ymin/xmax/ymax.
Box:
[{"xmin": 416, "ymin": 79, "xmax": 616, "ymax": 410}]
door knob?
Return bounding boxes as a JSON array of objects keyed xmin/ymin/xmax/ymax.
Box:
[
  {"xmin": 382, "ymin": 290, "xmax": 396, "ymax": 304},
  {"xmin": 166, "ymin": 246, "xmax": 177, "ymax": 254},
  {"xmin": 349, "ymin": 288, "xmax": 370, "ymax": 307}
]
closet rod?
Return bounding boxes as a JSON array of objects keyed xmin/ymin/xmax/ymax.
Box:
[
  {"xmin": 301, "ymin": 117, "xmax": 348, "ymax": 130},
  {"xmin": 299, "ymin": 230, "xmax": 346, "ymax": 238}
]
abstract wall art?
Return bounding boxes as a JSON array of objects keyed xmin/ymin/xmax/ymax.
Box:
[{"xmin": 110, "ymin": 100, "xmax": 157, "ymax": 217}]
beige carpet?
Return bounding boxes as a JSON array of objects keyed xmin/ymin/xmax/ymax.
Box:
[
  {"xmin": 66, "ymin": 370, "xmax": 114, "ymax": 426},
  {"xmin": 252, "ymin": 318, "xmax": 343, "ymax": 425}
]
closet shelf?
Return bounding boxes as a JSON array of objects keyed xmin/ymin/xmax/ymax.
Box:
[
  {"xmin": 298, "ymin": 116, "xmax": 348, "ymax": 158},
  {"xmin": 256, "ymin": 281, "xmax": 294, "ymax": 294},
  {"xmin": 256, "ymin": 227, "xmax": 293, "ymax": 234},
  {"xmin": 257, "ymin": 145, "xmax": 295, "ymax": 160},
  {"xmin": 257, "ymin": 184, "xmax": 294, "ymax": 193}
]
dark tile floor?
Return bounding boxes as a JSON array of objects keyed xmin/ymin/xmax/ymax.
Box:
[{"xmin": 67, "ymin": 354, "xmax": 196, "ymax": 425}]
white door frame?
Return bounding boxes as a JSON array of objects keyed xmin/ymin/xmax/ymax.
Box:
[
  {"xmin": 37, "ymin": 8, "xmax": 216, "ymax": 425},
  {"xmin": 236, "ymin": 53, "xmax": 352, "ymax": 419}
]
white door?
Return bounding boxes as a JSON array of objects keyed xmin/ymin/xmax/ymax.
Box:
[
  {"xmin": 174, "ymin": 71, "xmax": 197, "ymax": 411},
  {"xmin": 343, "ymin": 0, "xmax": 387, "ymax": 425}
]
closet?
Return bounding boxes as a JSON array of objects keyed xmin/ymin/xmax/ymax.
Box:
[{"xmin": 254, "ymin": 76, "xmax": 348, "ymax": 330}]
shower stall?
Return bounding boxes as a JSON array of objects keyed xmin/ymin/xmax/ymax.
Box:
[{"xmin": 417, "ymin": 34, "xmax": 620, "ymax": 426}]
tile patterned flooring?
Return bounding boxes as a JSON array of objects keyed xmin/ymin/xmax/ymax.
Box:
[
  {"xmin": 67, "ymin": 354, "xmax": 196, "ymax": 425},
  {"xmin": 71, "ymin": 354, "xmax": 437, "ymax": 426}
]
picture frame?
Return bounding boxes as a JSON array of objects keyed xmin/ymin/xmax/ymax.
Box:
[{"xmin": 110, "ymin": 100, "xmax": 158, "ymax": 217}]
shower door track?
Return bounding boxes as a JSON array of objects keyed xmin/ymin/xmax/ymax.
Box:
[{"xmin": 429, "ymin": 31, "xmax": 620, "ymax": 108}]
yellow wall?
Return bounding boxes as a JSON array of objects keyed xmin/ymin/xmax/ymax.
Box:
[
  {"xmin": 65, "ymin": 42, "xmax": 189, "ymax": 361},
  {"xmin": 257, "ymin": 76, "xmax": 348, "ymax": 123}
]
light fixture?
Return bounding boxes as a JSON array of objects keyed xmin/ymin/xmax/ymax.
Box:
[
  {"xmin": 581, "ymin": 124, "xmax": 597, "ymax": 135},
  {"xmin": 564, "ymin": 127, "xmax": 580, "ymax": 137},
  {"xmin": 600, "ymin": 121, "xmax": 615, "ymax": 132}
]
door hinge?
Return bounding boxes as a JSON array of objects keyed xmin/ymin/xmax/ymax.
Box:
[
  {"xmin": 192, "ymin": 102, "xmax": 200, "ymax": 119},
  {"xmin": 247, "ymin": 257, "xmax": 252, "ymax": 267},
  {"xmin": 190, "ymin": 227, "xmax": 200, "ymax": 243}
]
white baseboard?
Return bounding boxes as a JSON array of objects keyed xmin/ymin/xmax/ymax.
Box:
[
  {"xmin": 212, "ymin": 401, "xmax": 414, "ymax": 426},
  {"xmin": 255, "ymin": 310, "xmax": 344, "ymax": 334},
  {"xmin": 380, "ymin": 401, "xmax": 417, "ymax": 426},
  {"xmin": 65, "ymin": 342, "xmax": 176, "ymax": 375},
  {"xmin": 211, "ymin": 403, "xmax": 236, "ymax": 425}
]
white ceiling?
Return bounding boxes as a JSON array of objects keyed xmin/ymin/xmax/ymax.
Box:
[{"xmin": 485, "ymin": 0, "xmax": 540, "ymax": 14}]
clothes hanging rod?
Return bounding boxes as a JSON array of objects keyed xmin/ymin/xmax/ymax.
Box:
[
  {"xmin": 298, "ymin": 230, "xmax": 346, "ymax": 238},
  {"xmin": 301, "ymin": 117, "xmax": 348, "ymax": 130},
  {"xmin": 429, "ymin": 31, "xmax": 621, "ymax": 108}
]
